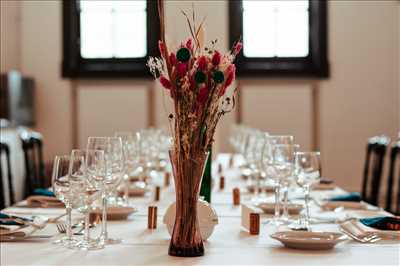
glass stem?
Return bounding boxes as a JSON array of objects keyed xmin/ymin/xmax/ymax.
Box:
[
  {"xmin": 101, "ymin": 192, "xmax": 108, "ymax": 241},
  {"xmin": 282, "ymin": 185, "xmax": 289, "ymax": 220},
  {"xmin": 254, "ymin": 172, "xmax": 259, "ymax": 199},
  {"xmin": 66, "ymin": 206, "xmax": 72, "ymax": 240},
  {"xmin": 124, "ymin": 175, "xmax": 129, "ymax": 206},
  {"xmin": 274, "ymin": 183, "xmax": 281, "ymax": 220},
  {"xmin": 304, "ymin": 185, "xmax": 311, "ymax": 230},
  {"xmin": 84, "ymin": 211, "xmax": 90, "ymax": 242}
]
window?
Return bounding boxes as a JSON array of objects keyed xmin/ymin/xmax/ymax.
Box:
[
  {"xmin": 62, "ymin": 0, "xmax": 159, "ymax": 78},
  {"xmin": 229, "ymin": 0, "xmax": 329, "ymax": 77}
]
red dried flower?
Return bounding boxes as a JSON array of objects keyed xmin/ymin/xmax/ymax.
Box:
[
  {"xmin": 159, "ymin": 75, "xmax": 171, "ymax": 90},
  {"xmin": 212, "ymin": 51, "xmax": 221, "ymax": 66},
  {"xmin": 197, "ymin": 86, "xmax": 209, "ymax": 105},
  {"xmin": 224, "ymin": 65, "xmax": 235, "ymax": 88},
  {"xmin": 233, "ymin": 41, "xmax": 243, "ymax": 56},
  {"xmin": 198, "ymin": 56, "xmax": 207, "ymax": 71},
  {"xmin": 219, "ymin": 65, "xmax": 235, "ymax": 96},
  {"xmin": 186, "ymin": 38, "xmax": 193, "ymax": 51},
  {"xmin": 158, "ymin": 41, "xmax": 166, "ymax": 56},
  {"xmin": 169, "ymin": 53, "xmax": 177, "ymax": 66},
  {"xmin": 177, "ymin": 62, "xmax": 187, "ymax": 77}
]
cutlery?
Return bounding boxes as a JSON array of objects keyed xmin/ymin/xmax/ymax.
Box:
[
  {"xmin": 339, "ymin": 228, "xmax": 381, "ymax": 243},
  {"xmin": 56, "ymin": 223, "xmax": 95, "ymax": 235},
  {"xmin": 47, "ymin": 213, "xmax": 67, "ymax": 223}
]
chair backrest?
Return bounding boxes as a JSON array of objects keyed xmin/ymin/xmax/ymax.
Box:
[
  {"xmin": 386, "ymin": 141, "xmax": 400, "ymax": 215},
  {"xmin": 20, "ymin": 131, "xmax": 45, "ymax": 197},
  {"xmin": 0, "ymin": 142, "xmax": 15, "ymax": 209},
  {"xmin": 361, "ymin": 135, "xmax": 390, "ymax": 206}
]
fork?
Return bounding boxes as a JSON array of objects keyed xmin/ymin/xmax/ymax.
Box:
[
  {"xmin": 339, "ymin": 228, "xmax": 381, "ymax": 243},
  {"xmin": 56, "ymin": 223, "xmax": 93, "ymax": 235}
]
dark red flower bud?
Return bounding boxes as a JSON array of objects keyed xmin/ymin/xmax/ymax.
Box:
[
  {"xmin": 177, "ymin": 62, "xmax": 187, "ymax": 77},
  {"xmin": 158, "ymin": 41, "xmax": 166, "ymax": 56},
  {"xmin": 197, "ymin": 86, "xmax": 209, "ymax": 105},
  {"xmin": 233, "ymin": 41, "xmax": 243, "ymax": 55},
  {"xmin": 224, "ymin": 65, "xmax": 235, "ymax": 88},
  {"xmin": 198, "ymin": 56, "xmax": 207, "ymax": 71},
  {"xmin": 212, "ymin": 51, "xmax": 221, "ymax": 66},
  {"xmin": 169, "ymin": 53, "xmax": 177, "ymax": 66},
  {"xmin": 186, "ymin": 38, "xmax": 193, "ymax": 50},
  {"xmin": 159, "ymin": 75, "xmax": 171, "ymax": 90}
]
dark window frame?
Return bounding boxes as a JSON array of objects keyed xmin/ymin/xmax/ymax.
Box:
[
  {"xmin": 229, "ymin": 0, "xmax": 329, "ymax": 78},
  {"xmin": 62, "ymin": 0, "xmax": 160, "ymax": 78}
]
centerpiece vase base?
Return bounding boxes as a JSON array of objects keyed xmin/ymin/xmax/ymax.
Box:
[{"xmin": 168, "ymin": 150, "xmax": 208, "ymax": 257}]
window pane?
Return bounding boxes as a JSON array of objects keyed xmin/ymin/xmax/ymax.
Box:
[
  {"xmin": 79, "ymin": 0, "xmax": 147, "ymax": 59},
  {"xmin": 243, "ymin": 0, "xmax": 309, "ymax": 58}
]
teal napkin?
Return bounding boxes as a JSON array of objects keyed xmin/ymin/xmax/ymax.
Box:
[
  {"xmin": 32, "ymin": 188, "xmax": 55, "ymax": 197},
  {"xmin": 329, "ymin": 192, "xmax": 361, "ymax": 202},
  {"xmin": 0, "ymin": 213, "xmax": 31, "ymax": 226},
  {"xmin": 360, "ymin": 216, "xmax": 400, "ymax": 231}
]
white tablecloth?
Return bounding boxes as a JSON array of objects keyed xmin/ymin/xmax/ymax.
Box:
[{"xmin": 1, "ymin": 154, "xmax": 399, "ymax": 266}]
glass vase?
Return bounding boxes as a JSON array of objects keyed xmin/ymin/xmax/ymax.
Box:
[{"xmin": 168, "ymin": 150, "xmax": 209, "ymax": 257}]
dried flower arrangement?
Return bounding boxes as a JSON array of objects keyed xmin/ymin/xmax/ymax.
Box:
[
  {"xmin": 147, "ymin": 1, "xmax": 242, "ymax": 159},
  {"xmin": 147, "ymin": 0, "xmax": 242, "ymax": 257}
]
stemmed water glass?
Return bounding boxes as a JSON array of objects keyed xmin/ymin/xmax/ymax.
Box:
[
  {"xmin": 87, "ymin": 136, "xmax": 124, "ymax": 245},
  {"xmin": 52, "ymin": 155, "xmax": 76, "ymax": 247},
  {"xmin": 293, "ymin": 151, "xmax": 321, "ymax": 231},
  {"xmin": 69, "ymin": 149, "xmax": 104, "ymax": 250},
  {"xmin": 262, "ymin": 135, "xmax": 294, "ymax": 224},
  {"xmin": 115, "ymin": 132, "xmax": 135, "ymax": 206}
]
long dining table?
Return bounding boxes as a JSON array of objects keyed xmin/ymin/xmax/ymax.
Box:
[{"xmin": 1, "ymin": 154, "xmax": 399, "ymax": 266}]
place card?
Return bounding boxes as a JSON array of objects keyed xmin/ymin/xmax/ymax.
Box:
[
  {"xmin": 155, "ymin": 186, "xmax": 161, "ymax": 201},
  {"xmin": 219, "ymin": 176, "xmax": 225, "ymax": 190},
  {"xmin": 148, "ymin": 206, "xmax": 157, "ymax": 229},
  {"xmin": 232, "ymin": 187, "xmax": 240, "ymax": 205},
  {"xmin": 241, "ymin": 203, "xmax": 263, "ymax": 232}
]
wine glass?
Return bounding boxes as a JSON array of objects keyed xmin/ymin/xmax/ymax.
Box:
[
  {"xmin": 262, "ymin": 135, "xmax": 294, "ymax": 224},
  {"xmin": 69, "ymin": 149, "xmax": 103, "ymax": 250},
  {"xmin": 269, "ymin": 143, "xmax": 296, "ymax": 226},
  {"xmin": 52, "ymin": 155, "xmax": 76, "ymax": 246},
  {"xmin": 87, "ymin": 136, "xmax": 124, "ymax": 245},
  {"xmin": 294, "ymin": 151, "xmax": 321, "ymax": 231}
]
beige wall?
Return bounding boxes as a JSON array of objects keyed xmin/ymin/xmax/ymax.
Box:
[
  {"xmin": 0, "ymin": 0, "xmax": 20, "ymax": 72},
  {"xmin": 1, "ymin": 0, "xmax": 399, "ymax": 193}
]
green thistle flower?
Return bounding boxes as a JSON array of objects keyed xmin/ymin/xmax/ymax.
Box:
[
  {"xmin": 195, "ymin": 70, "xmax": 206, "ymax": 84},
  {"xmin": 176, "ymin": 47, "xmax": 191, "ymax": 62},
  {"xmin": 213, "ymin": 71, "xmax": 224, "ymax": 83}
]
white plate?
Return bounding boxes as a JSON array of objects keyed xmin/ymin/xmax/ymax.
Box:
[
  {"xmin": 271, "ymin": 231, "xmax": 347, "ymax": 250},
  {"xmin": 257, "ymin": 203, "xmax": 303, "ymax": 215},
  {"xmin": 90, "ymin": 207, "xmax": 137, "ymax": 221}
]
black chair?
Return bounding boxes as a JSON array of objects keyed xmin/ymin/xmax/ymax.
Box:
[
  {"xmin": 385, "ymin": 141, "xmax": 400, "ymax": 215},
  {"xmin": 0, "ymin": 142, "xmax": 15, "ymax": 209},
  {"xmin": 20, "ymin": 131, "xmax": 46, "ymax": 197},
  {"xmin": 361, "ymin": 135, "xmax": 390, "ymax": 206}
]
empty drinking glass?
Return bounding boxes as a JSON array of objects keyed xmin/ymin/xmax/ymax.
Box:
[
  {"xmin": 295, "ymin": 151, "xmax": 321, "ymax": 230},
  {"xmin": 52, "ymin": 155, "xmax": 76, "ymax": 247}
]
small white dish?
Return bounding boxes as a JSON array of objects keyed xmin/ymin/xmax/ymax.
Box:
[
  {"xmin": 271, "ymin": 231, "xmax": 347, "ymax": 250},
  {"xmin": 257, "ymin": 203, "xmax": 303, "ymax": 215},
  {"xmin": 90, "ymin": 206, "xmax": 137, "ymax": 221}
]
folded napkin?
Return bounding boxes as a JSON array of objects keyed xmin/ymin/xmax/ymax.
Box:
[
  {"xmin": 32, "ymin": 188, "xmax": 55, "ymax": 197},
  {"xmin": 0, "ymin": 214, "xmax": 47, "ymax": 241},
  {"xmin": 0, "ymin": 213, "xmax": 32, "ymax": 226},
  {"xmin": 360, "ymin": 216, "xmax": 400, "ymax": 231},
  {"xmin": 26, "ymin": 196, "xmax": 64, "ymax": 208},
  {"xmin": 340, "ymin": 219, "xmax": 400, "ymax": 241},
  {"xmin": 329, "ymin": 192, "xmax": 361, "ymax": 202}
]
